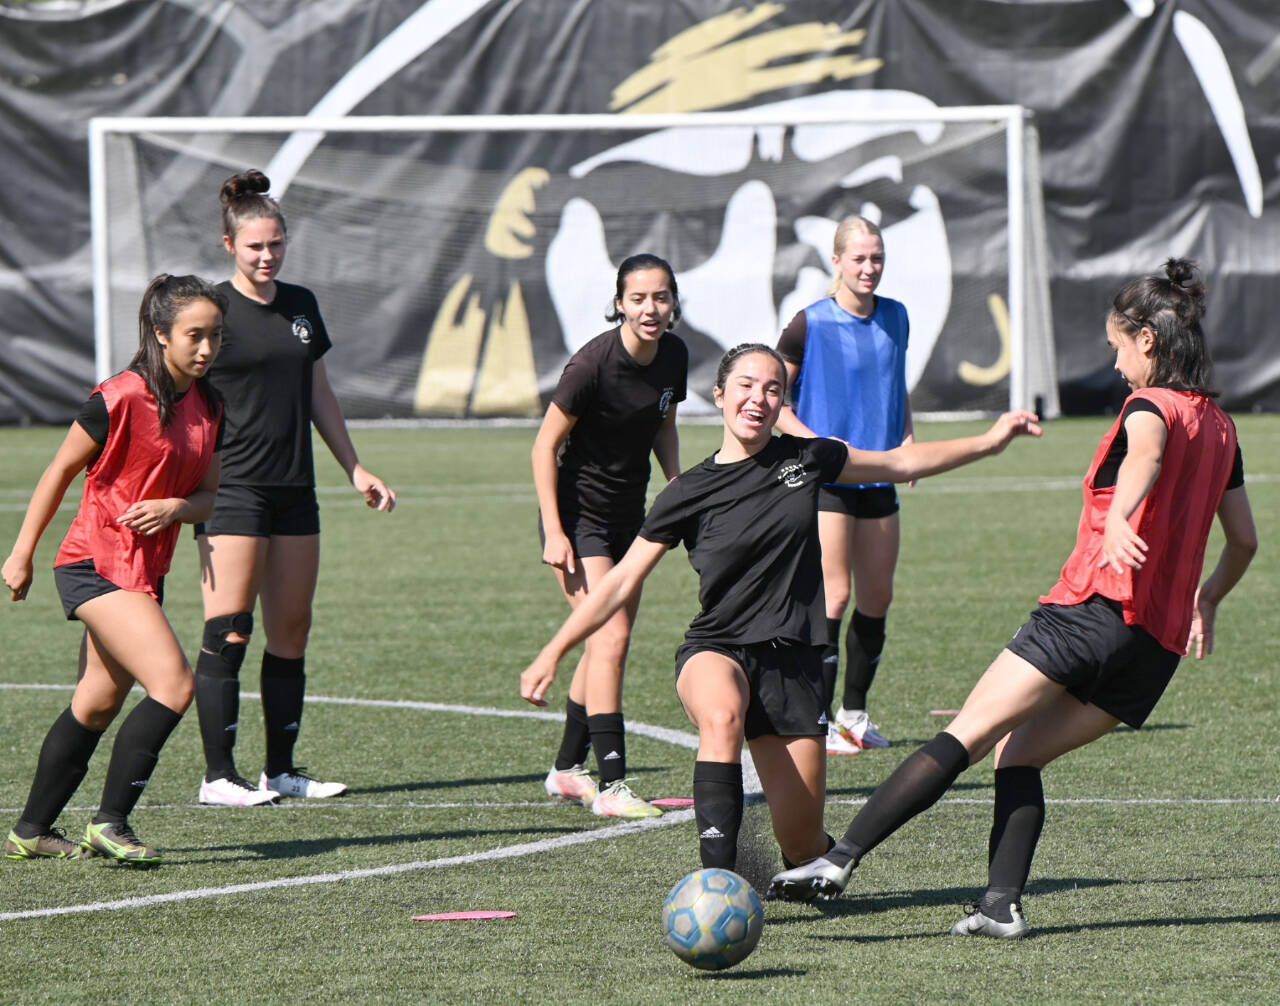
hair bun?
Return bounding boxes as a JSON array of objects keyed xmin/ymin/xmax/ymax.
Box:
[
  {"xmin": 219, "ymin": 169, "xmax": 272, "ymax": 204},
  {"xmin": 1164, "ymin": 257, "xmax": 1195, "ymax": 287}
]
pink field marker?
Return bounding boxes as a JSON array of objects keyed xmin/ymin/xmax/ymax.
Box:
[
  {"xmin": 649, "ymin": 797, "xmax": 695, "ymax": 807},
  {"xmin": 412, "ymin": 911, "xmax": 517, "ymax": 921}
]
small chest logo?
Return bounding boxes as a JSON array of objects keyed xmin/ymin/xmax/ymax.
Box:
[
  {"xmin": 291, "ymin": 315, "xmax": 314, "ymax": 345},
  {"xmin": 657, "ymin": 387, "xmax": 675, "ymax": 419},
  {"xmin": 777, "ymin": 462, "xmax": 806, "ymax": 488}
]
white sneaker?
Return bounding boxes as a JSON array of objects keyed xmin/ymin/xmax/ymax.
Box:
[
  {"xmin": 260, "ymin": 769, "xmax": 347, "ymax": 799},
  {"xmin": 836, "ymin": 708, "xmax": 889, "ymax": 749},
  {"xmin": 544, "ymin": 764, "xmax": 599, "ymax": 807},
  {"xmin": 590, "ymin": 780, "xmax": 662, "ymax": 819},
  {"xmin": 200, "ymin": 774, "xmax": 279, "ymax": 807},
  {"xmin": 825, "ymin": 722, "xmax": 862, "ymax": 756}
]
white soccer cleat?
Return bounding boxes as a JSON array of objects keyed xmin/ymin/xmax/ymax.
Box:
[
  {"xmin": 199, "ymin": 775, "xmax": 279, "ymax": 807},
  {"xmin": 544, "ymin": 764, "xmax": 599, "ymax": 807},
  {"xmin": 260, "ymin": 769, "xmax": 347, "ymax": 799},
  {"xmin": 590, "ymin": 780, "xmax": 662, "ymax": 819},
  {"xmin": 950, "ymin": 903, "xmax": 1031, "ymax": 939},
  {"xmin": 836, "ymin": 708, "xmax": 890, "ymax": 749},
  {"xmin": 825, "ymin": 721, "xmax": 862, "ymax": 756}
]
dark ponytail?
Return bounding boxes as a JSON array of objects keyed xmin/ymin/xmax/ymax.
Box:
[
  {"xmin": 220, "ymin": 169, "xmax": 287, "ymax": 241},
  {"xmin": 1111, "ymin": 258, "xmax": 1215, "ymax": 394},
  {"xmin": 133, "ymin": 274, "xmax": 227, "ymax": 426}
]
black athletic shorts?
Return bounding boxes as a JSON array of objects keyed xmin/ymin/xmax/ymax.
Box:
[
  {"xmin": 1005, "ymin": 593, "xmax": 1181, "ymax": 728},
  {"xmin": 53, "ymin": 558, "xmax": 164, "ymax": 620},
  {"xmin": 817, "ymin": 484, "xmax": 899, "ymax": 518},
  {"xmin": 674, "ymin": 638, "xmax": 827, "ymax": 741},
  {"xmin": 195, "ymin": 484, "xmax": 321, "ymax": 538},
  {"xmin": 537, "ymin": 512, "xmax": 640, "ymax": 564}
]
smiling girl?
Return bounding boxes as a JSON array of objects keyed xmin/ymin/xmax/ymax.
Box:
[
  {"xmin": 3, "ymin": 275, "xmax": 225, "ymax": 865},
  {"xmin": 522, "ymin": 343, "xmax": 1038, "ymax": 872},
  {"xmin": 532, "ymin": 254, "xmax": 687, "ymax": 819}
]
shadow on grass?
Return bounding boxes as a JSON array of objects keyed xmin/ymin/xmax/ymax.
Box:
[
  {"xmin": 348, "ymin": 772, "xmax": 548, "ymax": 795},
  {"xmin": 825, "ymin": 779, "xmax": 990, "ymax": 799},
  {"xmin": 166, "ymin": 824, "xmax": 583, "ymax": 863},
  {"xmin": 806, "ymin": 907, "xmax": 1280, "ymax": 944},
  {"xmin": 690, "ymin": 967, "xmax": 807, "ymax": 979},
  {"xmin": 764, "ymin": 876, "xmax": 1125, "ymax": 925},
  {"xmin": 346, "ymin": 764, "xmax": 666, "ymax": 796}
]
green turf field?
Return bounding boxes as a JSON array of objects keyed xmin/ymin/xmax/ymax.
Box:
[{"xmin": 1, "ymin": 417, "xmax": 1276, "ymax": 1003}]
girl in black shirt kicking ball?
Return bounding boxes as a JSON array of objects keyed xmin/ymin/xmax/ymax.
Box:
[{"xmin": 521, "ymin": 343, "xmax": 1039, "ymax": 871}]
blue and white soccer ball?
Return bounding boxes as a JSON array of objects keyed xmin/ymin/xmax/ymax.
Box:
[{"xmin": 661, "ymin": 868, "xmax": 764, "ymax": 970}]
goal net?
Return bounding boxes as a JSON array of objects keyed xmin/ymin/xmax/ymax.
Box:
[{"xmin": 90, "ymin": 106, "xmax": 1058, "ymax": 420}]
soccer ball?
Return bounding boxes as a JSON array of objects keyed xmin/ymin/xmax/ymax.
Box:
[{"xmin": 661, "ymin": 868, "xmax": 764, "ymax": 970}]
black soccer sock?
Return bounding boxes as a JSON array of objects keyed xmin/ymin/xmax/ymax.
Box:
[
  {"xmin": 93, "ymin": 697, "xmax": 183, "ymax": 826},
  {"xmin": 693, "ymin": 761, "xmax": 743, "ymax": 870},
  {"xmin": 14, "ymin": 707, "xmax": 103, "ymax": 838},
  {"xmin": 195, "ymin": 649, "xmax": 244, "ymax": 783},
  {"xmin": 261, "ymin": 652, "xmax": 305, "ymax": 778},
  {"xmin": 981, "ymin": 765, "xmax": 1045, "ymax": 922},
  {"xmin": 827, "ymin": 731, "xmax": 971, "ymax": 869},
  {"xmin": 554, "ymin": 698, "xmax": 592, "ymax": 771},
  {"xmin": 841, "ymin": 610, "xmax": 885, "ymax": 712},
  {"xmin": 821, "ymin": 616, "xmax": 843, "ymax": 712},
  {"xmin": 587, "ymin": 712, "xmax": 626, "ymax": 787}
]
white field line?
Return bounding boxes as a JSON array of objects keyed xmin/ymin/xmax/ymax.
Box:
[
  {"xmin": 3, "ymin": 472, "xmax": 1275, "ymax": 511},
  {"xmin": 0, "ymin": 809, "xmax": 694, "ymax": 922},
  {"xmin": 2, "ymin": 684, "xmax": 1273, "ymax": 924}
]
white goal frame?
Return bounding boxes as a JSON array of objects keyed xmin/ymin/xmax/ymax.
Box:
[{"xmin": 89, "ymin": 107, "xmax": 1058, "ymax": 418}]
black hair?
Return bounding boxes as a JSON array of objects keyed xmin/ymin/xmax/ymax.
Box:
[
  {"xmin": 132, "ymin": 274, "xmax": 226, "ymax": 426},
  {"xmin": 714, "ymin": 343, "xmax": 786, "ymax": 391},
  {"xmin": 1111, "ymin": 258, "xmax": 1215, "ymax": 394},
  {"xmin": 604, "ymin": 253, "xmax": 681, "ymax": 327},
  {"xmin": 220, "ymin": 169, "xmax": 287, "ymax": 240}
]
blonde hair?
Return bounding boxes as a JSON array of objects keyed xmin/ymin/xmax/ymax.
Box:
[{"xmin": 827, "ymin": 216, "xmax": 884, "ymax": 296}]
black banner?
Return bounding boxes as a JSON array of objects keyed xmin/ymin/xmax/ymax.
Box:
[{"xmin": 1, "ymin": 0, "xmax": 1277, "ymax": 421}]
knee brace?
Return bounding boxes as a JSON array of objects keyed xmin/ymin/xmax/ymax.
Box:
[{"xmin": 201, "ymin": 612, "xmax": 254, "ymax": 666}]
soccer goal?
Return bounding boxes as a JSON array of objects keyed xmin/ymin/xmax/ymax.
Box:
[{"xmin": 89, "ymin": 106, "xmax": 1058, "ymax": 419}]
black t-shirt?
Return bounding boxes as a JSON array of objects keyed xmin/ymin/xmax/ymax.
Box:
[
  {"xmin": 205, "ymin": 280, "xmax": 332, "ymax": 487},
  {"xmin": 639, "ymin": 435, "xmax": 848, "ymax": 647},
  {"xmin": 1096, "ymin": 397, "xmax": 1244, "ymax": 489},
  {"xmin": 552, "ymin": 328, "xmax": 688, "ymax": 527},
  {"xmin": 76, "ymin": 375, "xmax": 225, "ymax": 450}
]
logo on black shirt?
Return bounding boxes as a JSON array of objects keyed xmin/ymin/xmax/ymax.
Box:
[
  {"xmin": 658, "ymin": 387, "xmax": 675, "ymax": 418},
  {"xmin": 777, "ymin": 462, "xmax": 806, "ymax": 488},
  {"xmin": 291, "ymin": 315, "xmax": 314, "ymax": 345}
]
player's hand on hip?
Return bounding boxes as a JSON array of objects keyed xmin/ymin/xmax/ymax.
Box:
[
  {"xmin": 118, "ymin": 498, "xmax": 184, "ymax": 535},
  {"xmin": 1100, "ymin": 515, "xmax": 1147, "ymax": 573}
]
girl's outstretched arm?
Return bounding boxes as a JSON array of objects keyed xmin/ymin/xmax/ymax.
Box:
[
  {"xmin": 837, "ymin": 410, "xmax": 1041, "ymax": 487},
  {"xmin": 520, "ymin": 536, "xmax": 669, "ymax": 705}
]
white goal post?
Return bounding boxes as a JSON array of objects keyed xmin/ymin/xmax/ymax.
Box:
[{"xmin": 89, "ymin": 107, "xmax": 1058, "ymax": 420}]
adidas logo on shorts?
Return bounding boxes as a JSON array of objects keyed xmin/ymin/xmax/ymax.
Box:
[
  {"xmin": 699, "ymin": 826, "xmax": 724, "ymax": 839},
  {"xmin": 602, "ymin": 750, "xmax": 621, "ymax": 760}
]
